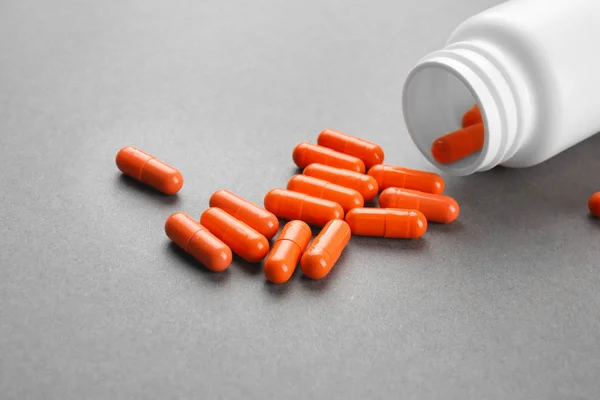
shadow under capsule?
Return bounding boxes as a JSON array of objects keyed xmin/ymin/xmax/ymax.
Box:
[
  {"xmin": 585, "ymin": 213, "xmax": 600, "ymax": 228},
  {"xmin": 231, "ymin": 255, "xmax": 263, "ymax": 277},
  {"xmin": 299, "ymin": 272, "xmax": 334, "ymax": 293},
  {"xmin": 116, "ymin": 174, "xmax": 181, "ymax": 206},
  {"xmin": 364, "ymin": 198, "xmax": 379, "ymax": 208},
  {"xmin": 348, "ymin": 235, "xmax": 429, "ymax": 252},
  {"xmin": 297, "ymin": 245, "xmax": 354, "ymax": 292},
  {"xmin": 263, "ymin": 278, "xmax": 294, "ymax": 297},
  {"xmin": 166, "ymin": 242, "xmax": 231, "ymax": 284},
  {"xmin": 426, "ymin": 220, "xmax": 465, "ymax": 235}
]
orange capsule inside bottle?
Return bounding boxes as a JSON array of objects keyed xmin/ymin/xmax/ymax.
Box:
[
  {"xmin": 317, "ymin": 129, "xmax": 385, "ymax": 169},
  {"xmin": 589, "ymin": 192, "xmax": 600, "ymax": 218},
  {"xmin": 345, "ymin": 208, "xmax": 427, "ymax": 238},
  {"xmin": 209, "ymin": 190, "xmax": 279, "ymax": 240},
  {"xmin": 431, "ymin": 123, "xmax": 485, "ymax": 165},
  {"xmin": 165, "ymin": 212, "xmax": 232, "ymax": 272},
  {"xmin": 367, "ymin": 164, "xmax": 444, "ymax": 194},
  {"xmin": 462, "ymin": 104, "xmax": 483, "ymax": 128},
  {"xmin": 300, "ymin": 219, "xmax": 351, "ymax": 280},
  {"xmin": 379, "ymin": 188, "xmax": 459, "ymax": 224},
  {"xmin": 264, "ymin": 189, "xmax": 344, "ymax": 227},
  {"xmin": 292, "ymin": 142, "xmax": 366, "ymax": 173},
  {"xmin": 263, "ymin": 220, "xmax": 312, "ymax": 284},
  {"xmin": 116, "ymin": 146, "xmax": 183, "ymax": 195},
  {"xmin": 303, "ymin": 163, "xmax": 379, "ymax": 202},
  {"xmin": 287, "ymin": 175, "xmax": 364, "ymax": 213},
  {"xmin": 200, "ymin": 208, "xmax": 270, "ymax": 263}
]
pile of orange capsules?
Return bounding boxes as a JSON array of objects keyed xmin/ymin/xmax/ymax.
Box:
[
  {"xmin": 116, "ymin": 124, "xmax": 474, "ymax": 284},
  {"xmin": 114, "ymin": 104, "xmax": 600, "ymax": 283}
]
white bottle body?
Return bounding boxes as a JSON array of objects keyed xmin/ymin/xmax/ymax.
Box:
[{"xmin": 402, "ymin": 0, "xmax": 600, "ymax": 175}]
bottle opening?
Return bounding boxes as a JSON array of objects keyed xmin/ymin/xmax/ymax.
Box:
[{"xmin": 403, "ymin": 63, "xmax": 488, "ymax": 175}]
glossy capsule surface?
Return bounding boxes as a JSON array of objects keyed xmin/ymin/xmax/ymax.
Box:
[
  {"xmin": 303, "ymin": 163, "xmax": 379, "ymax": 202},
  {"xmin": 301, "ymin": 220, "xmax": 351, "ymax": 280},
  {"xmin": 462, "ymin": 104, "xmax": 483, "ymax": 128},
  {"xmin": 368, "ymin": 164, "xmax": 444, "ymax": 194},
  {"xmin": 165, "ymin": 213, "xmax": 232, "ymax": 272},
  {"xmin": 287, "ymin": 175, "xmax": 363, "ymax": 213},
  {"xmin": 116, "ymin": 146, "xmax": 183, "ymax": 194},
  {"xmin": 209, "ymin": 190, "xmax": 279, "ymax": 239},
  {"xmin": 431, "ymin": 123, "xmax": 485, "ymax": 164},
  {"xmin": 264, "ymin": 189, "xmax": 344, "ymax": 227},
  {"xmin": 200, "ymin": 208, "xmax": 269, "ymax": 263},
  {"xmin": 589, "ymin": 192, "xmax": 600, "ymax": 218},
  {"xmin": 345, "ymin": 208, "xmax": 427, "ymax": 238},
  {"xmin": 293, "ymin": 142, "xmax": 365, "ymax": 173},
  {"xmin": 379, "ymin": 188, "xmax": 460, "ymax": 223},
  {"xmin": 263, "ymin": 220, "xmax": 312, "ymax": 284},
  {"xmin": 317, "ymin": 129, "xmax": 385, "ymax": 168}
]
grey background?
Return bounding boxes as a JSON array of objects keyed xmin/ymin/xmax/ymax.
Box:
[{"xmin": 2, "ymin": 0, "xmax": 600, "ymax": 399}]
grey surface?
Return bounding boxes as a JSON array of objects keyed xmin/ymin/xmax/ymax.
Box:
[{"xmin": 2, "ymin": 0, "xmax": 600, "ymax": 399}]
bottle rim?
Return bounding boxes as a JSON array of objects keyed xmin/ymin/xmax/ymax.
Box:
[{"xmin": 403, "ymin": 46, "xmax": 518, "ymax": 175}]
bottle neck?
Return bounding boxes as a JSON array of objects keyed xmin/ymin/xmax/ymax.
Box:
[{"xmin": 403, "ymin": 42, "xmax": 520, "ymax": 175}]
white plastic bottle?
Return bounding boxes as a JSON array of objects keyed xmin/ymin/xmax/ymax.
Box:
[{"xmin": 402, "ymin": 0, "xmax": 600, "ymax": 176}]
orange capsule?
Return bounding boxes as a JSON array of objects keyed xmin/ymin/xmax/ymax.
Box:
[
  {"xmin": 431, "ymin": 123, "xmax": 485, "ymax": 164},
  {"xmin": 345, "ymin": 208, "xmax": 427, "ymax": 238},
  {"xmin": 300, "ymin": 219, "xmax": 351, "ymax": 280},
  {"xmin": 589, "ymin": 192, "xmax": 600, "ymax": 218},
  {"xmin": 263, "ymin": 220, "xmax": 312, "ymax": 284},
  {"xmin": 165, "ymin": 212, "xmax": 232, "ymax": 272},
  {"xmin": 264, "ymin": 189, "xmax": 344, "ymax": 227},
  {"xmin": 293, "ymin": 142, "xmax": 366, "ymax": 173},
  {"xmin": 303, "ymin": 163, "xmax": 379, "ymax": 202},
  {"xmin": 462, "ymin": 104, "xmax": 483, "ymax": 128},
  {"xmin": 116, "ymin": 146, "xmax": 183, "ymax": 195},
  {"xmin": 379, "ymin": 188, "xmax": 459, "ymax": 224},
  {"xmin": 317, "ymin": 129, "xmax": 385, "ymax": 169},
  {"xmin": 287, "ymin": 175, "xmax": 363, "ymax": 213},
  {"xmin": 368, "ymin": 164, "xmax": 444, "ymax": 194},
  {"xmin": 209, "ymin": 190, "xmax": 279, "ymax": 240},
  {"xmin": 200, "ymin": 208, "xmax": 269, "ymax": 263}
]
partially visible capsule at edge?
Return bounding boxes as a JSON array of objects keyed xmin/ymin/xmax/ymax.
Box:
[
  {"xmin": 165, "ymin": 212, "xmax": 232, "ymax": 272},
  {"xmin": 116, "ymin": 146, "xmax": 183, "ymax": 195},
  {"xmin": 589, "ymin": 192, "xmax": 600, "ymax": 218}
]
